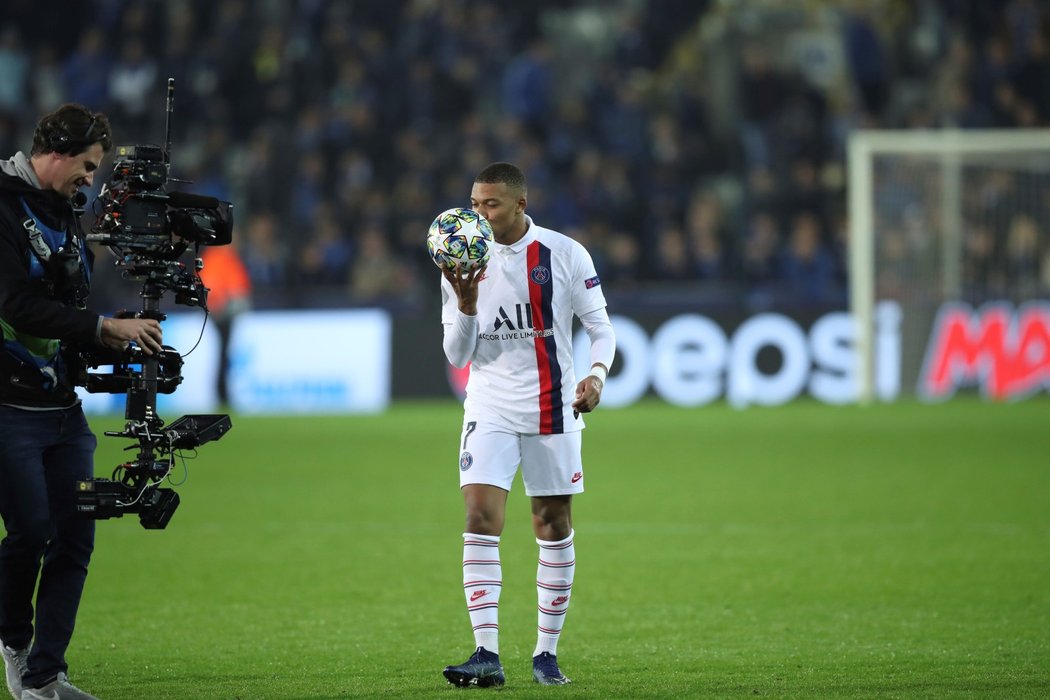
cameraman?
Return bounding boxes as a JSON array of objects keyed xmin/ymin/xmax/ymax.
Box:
[{"xmin": 0, "ymin": 104, "xmax": 162, "ymax": 700}]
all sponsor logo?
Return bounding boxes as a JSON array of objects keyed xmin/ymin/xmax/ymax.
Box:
[
  {"xmin": 551, "ymin": 595, "xmax": 569, "ymax": 606},
  {"xmin": 571, "ymin": 472, "xmax": 582, "ymax": 484},
  {"xmin": 470, "ymin": 589, "xmax": 488, "ymax": 602},
  {"xmin": 480, "ymin": 303, "xmax": 554, "ymax": 342},
  {"xmin": 492, "ymin": 304, "xmax": 533, "ymax": 331}
]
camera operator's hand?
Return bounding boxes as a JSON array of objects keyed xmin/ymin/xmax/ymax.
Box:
[{"xmin": 100, "ymin": 317, "xmax": 164, "ymax": 355}]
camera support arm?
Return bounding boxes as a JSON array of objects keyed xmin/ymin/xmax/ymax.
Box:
[
  {"xmin": 124, "ymin": 279, "xmax": 166, "ymax": 428},
  {"xmin": 74, "ymin": 78, "xmax": 231, "ymax": 530}
]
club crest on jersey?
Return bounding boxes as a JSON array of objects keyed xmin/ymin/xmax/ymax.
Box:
[
  {"xmin": 460, "ymin": 452, "xmax": 473, "ymax": 471},
  {"xmin": 530, "ymin": 265, "xmax": 551, "ymax": 285}
]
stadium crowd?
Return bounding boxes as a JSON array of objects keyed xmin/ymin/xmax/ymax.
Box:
[{"xmin": 1, "ymin": 0, "xmax": 1048, "ymax": 312}]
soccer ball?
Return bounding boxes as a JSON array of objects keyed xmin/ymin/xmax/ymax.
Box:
[{"xmin": 426, "ymin": 208, "xmax": 493, "ymax": 271}]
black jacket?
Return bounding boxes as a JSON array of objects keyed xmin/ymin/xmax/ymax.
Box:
[{"xmin": 0, "ymin": 158, "xmax": 100, "ymax": 408}]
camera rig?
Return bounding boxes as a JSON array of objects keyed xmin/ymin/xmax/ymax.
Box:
[{"xmin": 74, "ymin": 79, "xmax": 233, "ymax": 529}]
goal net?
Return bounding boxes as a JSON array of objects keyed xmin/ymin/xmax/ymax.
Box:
[{"xmin": 848, "ymin": 130, "xmax": 1050, "ymax": 403}]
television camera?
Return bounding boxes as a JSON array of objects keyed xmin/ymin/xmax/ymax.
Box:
[{"xmin": 74, "ymin": 78, "xmax": 233, "ymax": 529}]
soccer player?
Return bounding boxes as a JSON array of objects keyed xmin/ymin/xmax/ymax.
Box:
[{"xmin": 439, "ymin": 162, "xmax": 615, "ymax": 687}]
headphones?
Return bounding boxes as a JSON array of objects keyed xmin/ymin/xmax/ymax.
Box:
[{"xmin": 49, "ymin": 114, "xmax": 100, "ymax": 154}]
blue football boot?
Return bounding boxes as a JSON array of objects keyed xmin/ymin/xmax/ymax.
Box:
[
  {"xmin": 443, "ymin": 647, "xmax": 506, "ymax": 688},
  {"xmin": 532, "ymin": 652, "xmax": 571, "ymax": 685}
]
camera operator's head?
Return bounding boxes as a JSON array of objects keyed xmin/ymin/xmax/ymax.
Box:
[{"xmin": 30, "ymin": 104, "xmax": 113, "ymax": 201}]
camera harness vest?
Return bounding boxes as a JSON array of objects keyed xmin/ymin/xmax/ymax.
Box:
[
  {"xmin": 20, "ymin": 197, "xmax": 91, "ymax": 296},
  {"xmin": 0, "ymin": 197, "xmax": 91, "ymax": 390}
]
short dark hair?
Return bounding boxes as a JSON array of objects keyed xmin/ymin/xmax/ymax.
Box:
[
  {"xmin": 475, "ymin": 162, "xmax": 527, "ymax": 195},
  {"xmin": 31, "ymin": 104, "xmax": 113, "ymax": 156}
]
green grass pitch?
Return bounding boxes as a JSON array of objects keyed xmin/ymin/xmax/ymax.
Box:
[{"xmin": 64, "ymin": 399, "xmax": 1049, "ymax": 698}]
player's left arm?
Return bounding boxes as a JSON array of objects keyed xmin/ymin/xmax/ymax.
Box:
[
  {"xmin": 568, "ymin": 242, "xmax": 615, "ymax": 413},
  {"xmin": 573, "ymin": 306, "xmax": 615, "ymax": 413}
]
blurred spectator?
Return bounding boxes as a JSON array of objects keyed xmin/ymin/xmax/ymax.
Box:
[
  {"xmin": 599, "ymin": 75, "xmax": 649, "ymax": 162},
  {"xmin": 784, "ymin": 158, "xmax": 827, "ymax": 222},
  {"xmin": 1005, "ymin": 214, "xmax": 1043, "ymax": 299},
  {"xmin": 502, "ymin": 40, "xmax": 553, "ymax": 136},
  {"xmin": 200, "ymin": 238, "xmax": 252, "ymax": 405},
  {"xmin": 177, "ymin": 126, "xmax": 235, "ymax": 203},
  {"xmin": 684, "ymin": 191, "xmax": 727, "ymax": 281},
  {"xmin": 241, "ymin": 127, "xmax": 291, "ymax": 221},
  {"xmin": 778, "ymin": 212, "xmax": 838, "ymax": 305},
  {"xmin": 108, "ymin": 37, "xmax": 158, "ymax": 137},
  {"xmin": 737, "ymin": 43, "xmax": 784, "ymax": 169},
  {"xmin": 692, "ymin": 230, "xmax": 725, "ymax": 282},
  {"xmin": 546, "ymin": 97, "xmax": 595, "ymax": 172},
  {"xmin": 290, "ymin": 149, "xmax": 328, "ymax": 224},
  {"xmin": 348, "ymin": 223, "xmax": 417, "ymax": 303},
  {"xmin": 876, "ymin": 226, "xmax": 912, "ymax": 300},
  {"xmin": 298, "ymin": 204, "xmax": 353, "ymax": 287},
  {"xmin": 28, "ymin": 46, "xmax": 65, "ymax": 115},
  {"xmin": 740, "ymin": 212, "xmax": 781, "ymax": 306},
  {"xmin": 602, "ymin": 231, "xmax": 642, "ymax": 290},
  {"xmin": 933, "ymin": 34, "xmax": 990, "ymax": 128},
  {"xmin": 0, "ymin": 28, "xmax": 29, "ymax": 114},
  {"xmin": 651, "ymin": 226, "xmax": 692, "ymax": 281},
  {"xmin": 62, "ymin": 27, "xmax": 111, "ymax": 107},
  {"xmin": 961, "ymin": 224, "xmax": 996, "ymax": 301},
  {"xmin": 1, "ymin": 0, "xmax": 1045, "ymax": 312},
  {"xmin": 842, "ymin": 7, "xmax": 889, "ymax": 119},
  {"xmin": 241, "ymin": 211, "xmax": 287, "ymax": 292}
]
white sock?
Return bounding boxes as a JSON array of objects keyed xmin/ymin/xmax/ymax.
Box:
[
  {"xmin": 534, "ymin": 529, "xmax": 575, "ymax": 657},
  {"xmin": 462, "ymin": 532, "xmax": 501, "ymax": 654}
]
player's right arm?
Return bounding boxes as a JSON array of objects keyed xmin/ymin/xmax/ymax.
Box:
[
  {"xmin": 441, "ymin": 263, "xmax": 485, "ymax": 315},
  {"xmin": 440, "ymin": 264, "xmax": 486, "ymax": 368}
]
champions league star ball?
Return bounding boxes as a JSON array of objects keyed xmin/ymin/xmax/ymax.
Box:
[{"xmin": 427, "ymin": 208, "xmax": 494, "ymax": 272}]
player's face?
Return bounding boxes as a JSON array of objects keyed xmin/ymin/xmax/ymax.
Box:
[
  {"xmin": 471, "ymin": 182, "xmax": 526, "ymax": 245},
  {"xmin": 51, "ymin": 143, "xmax": 104, "ymax": 199}
]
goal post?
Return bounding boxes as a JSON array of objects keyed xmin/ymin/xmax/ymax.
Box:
[{"xmin": 848, "ymin": 129, "xmax": 1050, "ymax": 403}]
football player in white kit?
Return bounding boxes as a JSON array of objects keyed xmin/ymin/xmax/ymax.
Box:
[{"xmin": 440, "ymin": 163, "xmax": 615, "ymax": 688}]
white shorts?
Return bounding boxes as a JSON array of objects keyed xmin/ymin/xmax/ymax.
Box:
[{"xmin": 457, "ymin": 418, "xmax": 584, "ymax": 497}]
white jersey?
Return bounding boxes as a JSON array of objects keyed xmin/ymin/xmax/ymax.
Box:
[{"xmin": 441, "ymin": 217, "xmax": 607, "ymax": 434}]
